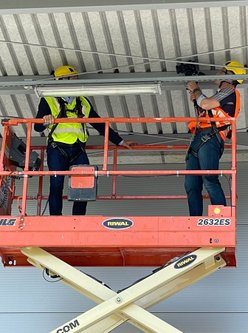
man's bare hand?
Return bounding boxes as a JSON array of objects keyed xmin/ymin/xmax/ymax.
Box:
[
  {"xmin": 189, "ymin": 91, "xmax": 197, "ymax": 101},
  {"xmin": 120, "ymin": 140, "xmax": 137, "ymax": 149},
  {"xmin": 186, "ymin": 81, "xmax": 199, "ymax": 93},
  {"xmin": 43, "ymin": 115, "xmax": 55, "ymax": 125}
]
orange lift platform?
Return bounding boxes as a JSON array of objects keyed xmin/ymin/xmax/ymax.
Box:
[{"xmin": 0, "ymin": 116, "xmax": 237, "ymax": 333}]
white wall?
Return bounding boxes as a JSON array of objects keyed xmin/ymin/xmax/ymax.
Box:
[{"xmin": 0, "ymin": 162, "xmax": 247, "ymax": 333}]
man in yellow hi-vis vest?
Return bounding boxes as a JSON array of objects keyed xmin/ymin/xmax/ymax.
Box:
[
  {"xmin": 185, "ymin": 60, "xmax": 246, "ymax": 216},
  {"xmin": 34, "ymin": 65, "xmax": 134, "ymax": 216}
]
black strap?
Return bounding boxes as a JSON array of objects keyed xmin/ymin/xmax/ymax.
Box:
[
  {"xmin": 75, "ymin": 97, "xmax": 84, "ymax": 118},
  {"xmin": 207, "ymin": 109, "xmax": 230, "ymax": 144},
  {"xmin": 47, "ymin": 97, "xmax": 67, "ymax": 144},
  {"xmin": 47, "ymin": 109, "xmax": 62, "ymax": 144},
  {"xmin": 189, "ymin": 128, "xmax": 225, "ymax": 158},
  {"xmin": 207, "ymin": 109, "xmax": 230, "ymax": 131},
  {"xmin": 50, "ymin": 141, "xmax": 85, "ymax": 163},
  {"xmin": 189, "ymin": 108, "xmax": 228, "ymax": 157}
]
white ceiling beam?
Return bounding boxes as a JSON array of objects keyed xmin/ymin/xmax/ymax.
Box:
[
  {"xmin": 1, "ymin": 72, "xmax": 248, "ymax": 96},
  {"xmin": 0, "ymin": 0, "xmax": 248, "ymax": 14}
]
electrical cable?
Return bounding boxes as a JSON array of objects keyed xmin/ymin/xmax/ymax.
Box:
[
  {"xmin": 0, "ymin": 115, "xmax": 24, "ymax": 119},
  {"xmin": 236, "ymin": 127, "xmax": 248, "ymax": 132},
  {"xmin": 223, "ymin": 175, "xmax": 232, "ymax": 206},
  {"xmin": 1, "ymin": 39, "xmax": 243, "ymax": 69},
  {"xmin": 1, "ymin": 39, "xmax": 248, "ymax": 81},
  {"xmin": 42, "ymin": 268, "xmax": 62, "ymax": 282},
  {"xmin": 79, "ymin": 271, "xmax": 112, "ymax": 289},
  {"xmin": 41, "ymin": 198, "xmax": 49, "ymax": 216}
]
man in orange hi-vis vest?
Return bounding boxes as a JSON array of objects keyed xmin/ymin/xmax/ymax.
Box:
[{"xmin": 185, "ymin": 60, "xmax": 246, "ymax": 216}]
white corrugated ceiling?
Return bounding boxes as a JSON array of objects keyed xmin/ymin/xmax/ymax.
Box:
[{"xmin": 0, "ymin": 0, "xmax": 248, "ymax": 152}]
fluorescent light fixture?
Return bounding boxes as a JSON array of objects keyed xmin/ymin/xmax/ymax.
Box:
[{"xmin": 34, "ymin": 83, "xmax": 162, "ymax": 97}]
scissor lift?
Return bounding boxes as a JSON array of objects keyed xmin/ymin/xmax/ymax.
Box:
[{"xmin": 0, "ymin": 116, "xmax": 237, "ymax": 332}]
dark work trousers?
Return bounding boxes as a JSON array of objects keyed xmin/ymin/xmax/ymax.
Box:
[
  {"xmin": 184, "ymin": 128, "xmax": 226, "ymax": 216},
  {"xmin": 47, "ymin": 142, "xmax": 89, "ymax": 215}
]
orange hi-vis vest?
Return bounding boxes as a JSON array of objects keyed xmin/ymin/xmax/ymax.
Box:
[{"xmin": 188, "ymin": 89, "xmax": 240, "ymax": 141}]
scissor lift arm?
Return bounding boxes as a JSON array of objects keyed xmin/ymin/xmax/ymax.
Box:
[
  {"xmin": 0, "ymin": 116, "xmax": 237, "ymax": 332},
  {"xmin": 21, "ymin": 247, "xmax": 226, "ymax": 333}
]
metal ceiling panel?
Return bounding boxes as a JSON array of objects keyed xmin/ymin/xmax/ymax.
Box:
[{"xmin": 0, "ymin": 5, "xmax": 248, "ymax": 142}]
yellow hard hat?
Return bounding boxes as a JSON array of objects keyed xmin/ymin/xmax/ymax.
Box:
[
  {"xmin": 54, "ymin": 65, "xmax": 78, "ymax": 79},
  {"xmin": 224, "ymin": 60, "xmax": 246, "ymax": 84}
]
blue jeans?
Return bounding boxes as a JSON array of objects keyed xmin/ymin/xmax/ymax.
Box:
[
  {"xmin": 47, "ymin": 143, "xmax": 89, "ymax": 215},
  {"xmin": 184, "ymin": 128, "xmax": 226, "ymax": 216}
]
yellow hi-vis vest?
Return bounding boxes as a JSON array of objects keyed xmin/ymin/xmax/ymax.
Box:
[{"xmin": 44, "ymin": 96, "xmax": 91, "ymax": 144}]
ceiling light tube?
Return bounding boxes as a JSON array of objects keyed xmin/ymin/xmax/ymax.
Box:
[{"xmin": 34, "ymin": 83, "xmax": 162, "ymax": 97}]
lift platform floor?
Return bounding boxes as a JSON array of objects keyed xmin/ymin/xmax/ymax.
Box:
[{"xmin": 0, "ymin": 214, "xmax": 236, "ymax": 267}]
